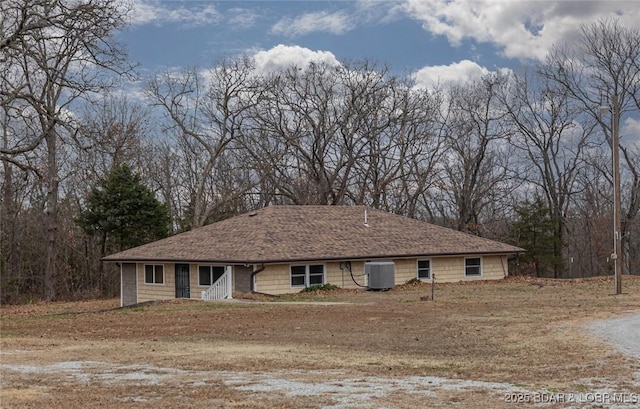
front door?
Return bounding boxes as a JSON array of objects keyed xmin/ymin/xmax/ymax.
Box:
[{"xmin": 175, "ymin": 264, "xmax": 190, "ymax": 298}]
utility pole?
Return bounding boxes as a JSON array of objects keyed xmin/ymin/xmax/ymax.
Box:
[{"xmin": 608, "ymin": 95, "xmax": 623, "ymax": 295}]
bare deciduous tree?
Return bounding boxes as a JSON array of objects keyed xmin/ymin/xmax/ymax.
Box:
[
  {"xmin": 1, "ymin": 0, "xmax": 133, "ymax": 300},
  {"xmin": 146, "ymin": 57, "xmax": 260, "ymax": 229},
  {"xmin": 502, "ymin": 72, "xmax": 599, "ymax": 277},
  {"xmin": 543, "ymin": 18, "xmax": 640, "ymax": 275},
  {"xmin": 435, "ymin": 73, "xmax": 516, "ymax": 235}
]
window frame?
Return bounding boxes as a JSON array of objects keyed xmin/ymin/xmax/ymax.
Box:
[
  {"xmin": 144, "ymin": 264, "xmax": 165, "ymax": 285},
  {"xmin": 417, "ymin": 259, "xmax": 431, "ymax": 280},
  {"xmin": 290, "ymin": 264, "xmax": 326, "ymax": 288},
  {"xmin": 290, "ymin": 265, "xmax": 307, "ymax": 287},
  {"xmin": 308, "ymin": 264, "xmax": 324, "ymax": 286},
  {"xmin": 198, "ymin": 265, "xmax": 226, "ymax": 287},
  {"xmin": 464, "ymin": 257, "xmax": 483, "ymax": 277}
]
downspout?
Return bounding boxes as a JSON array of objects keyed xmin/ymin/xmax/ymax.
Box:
[
  {"xmin": 250, "ymin": 263, "xmax": 266, "ymax": 294},
  {"xmin": 499, "ymin": 255, "xmax": 507, "ymax": 278},
  {"xmin": 116, "ymin": 262, "xmax": 122, "ymax": 307}
]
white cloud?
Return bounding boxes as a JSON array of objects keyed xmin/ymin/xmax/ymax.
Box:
[
  {"xmin": 401, "ymin": 0, "xmax": 640, "ymax": 61},
  {"xmin": 412, "ymin": 60, "xmax": 489, "ymax": 89},
  {"xmin": 228, "ymin": 8, "xmax": 259, "ymax": 29},
  {"xmin": 129, "ymin": 1, "xmax": 221, "ymax": 27},
  {"xmin": 271, "ymin": 11, "xmax": 351, "ymax": 37},
  {"xmin": 622, "ymin": 117, "xmax": 640, "ymax": 149},
  {"xmin": 253, "ymin": 44, "xmax": 341, "ymax": 74},
  {"xmin": 270, "ymin": 3, "xmax": 402, "ymax": 38},
  {"xmin": 127, "ymin": 1, "xmax": 159, "ymax": 25}
]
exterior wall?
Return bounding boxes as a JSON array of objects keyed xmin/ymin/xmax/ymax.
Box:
[
  {"xmin": 190, "ymin": 263, "xmax": 203, "ymax": 299},
  {"xmin": 325, "ymin": 261, "xmax": 368, "ymax": 289},
  {"xmin": 254, "ymin": 263, "xmax": 290, "ymax": 295},
  {"xmin": 130, "ymin": 255, "xmax": 510, "ymax": 299},
  {"xmin": 121, "ymin": 263, "xmax": 137, "ymax": 306},
  {"xmin": 430, "ymin": 255, "xmax": 507, "ymax": 282},
  {"xmin": 391, "ymin": 258, "xmax": 417, "ymax": 284},
  {"xmin": 190, "ymin": 263, "xmax": 232, "ymax": 299},
  {"xmin": 480, "ymin": 255, "xmax": 509, "ymax": 280},
  {"xmin": 136, "ymin": 262, "xmax": 176, "ymax": 303},
  {"xmin": 132, "ymin": 262, "xmax": 240, "ymax": 305},
  {"xmin": 254, "ymin": 255, "xmax": 510, "ymax": 295},
  {"xmin": 255, "ymin": 261, "xmax": 372, "ymax": 295}
]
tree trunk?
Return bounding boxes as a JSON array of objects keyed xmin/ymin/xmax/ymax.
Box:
[
  {"xmin": 554, "ymin": 220, "xmax": 563, "ymax": 279},
  {"xmin": 2, "ymin": 160, "xmax": 19, "ymax": 298},
  {"xmin": 44, "ymin": 133, "xmax": 58, "ymax": 301}
]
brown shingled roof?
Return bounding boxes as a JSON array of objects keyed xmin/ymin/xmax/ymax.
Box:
[{"xmin": 103, "ymin": 205, "xmax": 524, "ymax": 263}]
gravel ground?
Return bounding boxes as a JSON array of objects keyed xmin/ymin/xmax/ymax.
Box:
[
  {"xmin": 588, "ymin": 313, "xmax": 640, "ymax": 361},
  {"xmin": 3, "ymin": 358, "xmax": 639, "ymax": 408}
]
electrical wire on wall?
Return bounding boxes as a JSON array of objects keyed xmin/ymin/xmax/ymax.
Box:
[{"xmin": 340, "ymin": 261, "xmax": 367, "ymax": 288}]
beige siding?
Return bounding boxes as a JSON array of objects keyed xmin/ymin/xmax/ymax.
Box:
[
  {"xmin": 325, "ymin": 261, "xmax": 370, "ymax": 289},
  {"xmin": 430, "ymin": 255, "xmax": 508, "ymax": 282},
  {"xmin": 137, "ymin": 263, "xmax": 176, "ymax": 303},
  {"xmin": 254, "ymin": 263, "xmax": 290, "ymax": 295},
  {"xmin": 189, "ymin": 263, "xmax": 232, "ymax": 299},
  {"xmin": 190, "ymin": 263, "xmax": 201, "ymax": 299},
  {"xmin": 185, "ymin": 264, "xmax": 196, "ymax": 300},
  {"xmin": 256, "ymin": 261, "xmax": 373, "ymax": 294},
  {"xmin": 133, "ymin": 255, "xmax": 510, "ymax": 298},
  {"xmin": 254, "ymin": 255, "xmax": 509, "ymax": 295},
  {"xmin": 391, "ymin": 259, "xmax": 417, "ymax": 284},
  {"xmin": 137, "ymin": 263, "xmax": 240, "ymax": 301},
  {"xmin": 190, "ymin": 263, "xmax": 206, "ymax": 299},
  {"xmin": 431, "ymin": 257, "xmax": 462, "ymax": 282},
  {"xmin": 479, "ymin": 255, "xmax": 509, "ymax": 280}
]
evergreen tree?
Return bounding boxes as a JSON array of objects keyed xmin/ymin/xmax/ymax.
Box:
[
  {"xmin": 78, "ymin": 165, "xmax": 169, "ymax": 254},
  {"xmin": 511, "ymin": 197, "xmax": 563, "ymax": 277}
]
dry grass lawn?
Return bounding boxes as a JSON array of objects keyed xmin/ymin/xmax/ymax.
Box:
[{"xmin": 1, "ymin": 276, "xmax": 640, "ymax": 408}]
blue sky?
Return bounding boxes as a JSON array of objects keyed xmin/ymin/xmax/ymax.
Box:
[{"xmin": 118, "ymin": 0, "xmax": 639, "ymax": 87}]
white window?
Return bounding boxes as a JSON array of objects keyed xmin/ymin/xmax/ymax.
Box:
[
  {"xmin": 417, "ymin": 259, "xmax": 431, "ymax": 279},
  {"xmin": 199, "ymin": 265, "xmax": 225, "ymax": 286},
  {"xmin": 465, "ymin": 257, "xmax": 482, "ymax": 277},
  {"xmin": 144, "ymin": 264, "xmax": 164, "ymax": 284},
  {"xmin": 290, "ymin": 264, "xmax": 325, "ymax": 287}
]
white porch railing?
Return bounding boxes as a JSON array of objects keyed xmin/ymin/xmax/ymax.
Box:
[{"xmin": 201, "ymin": 266, "xmax": 233, "ymax": 301}]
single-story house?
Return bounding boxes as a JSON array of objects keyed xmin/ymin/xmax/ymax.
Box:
[{"xmin": 103, "ymin": 205, "xmax": 524, "ymax": 306}]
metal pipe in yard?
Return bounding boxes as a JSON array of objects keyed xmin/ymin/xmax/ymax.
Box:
[{"xmin": 431, "ymin": 274, "xmax": 435, "ymax": 301}]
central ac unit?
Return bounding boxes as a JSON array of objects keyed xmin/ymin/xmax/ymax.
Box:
[{"xmin": 365, "ymin": 262, "xmax": 395, "ymax": 290}]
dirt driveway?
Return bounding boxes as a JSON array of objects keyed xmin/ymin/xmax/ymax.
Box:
[{"xmin": 2, "ymin": 277, "xmax": 640, "ymax": 408}]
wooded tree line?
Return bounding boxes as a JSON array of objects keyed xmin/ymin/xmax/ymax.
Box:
[{"xmin": 1, "ymin": 1, "xmax": 639, "ymax": 302}]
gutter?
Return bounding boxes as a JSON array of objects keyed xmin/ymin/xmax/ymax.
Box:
[{"xmin": 250, "ymin": 263, "xmax": 266, "ymax": 294}]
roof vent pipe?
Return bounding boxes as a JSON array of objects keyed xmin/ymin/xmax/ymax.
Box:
[{"xmin": 364, "ymin": 208, "xmax": 369, "ymax": 227}]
